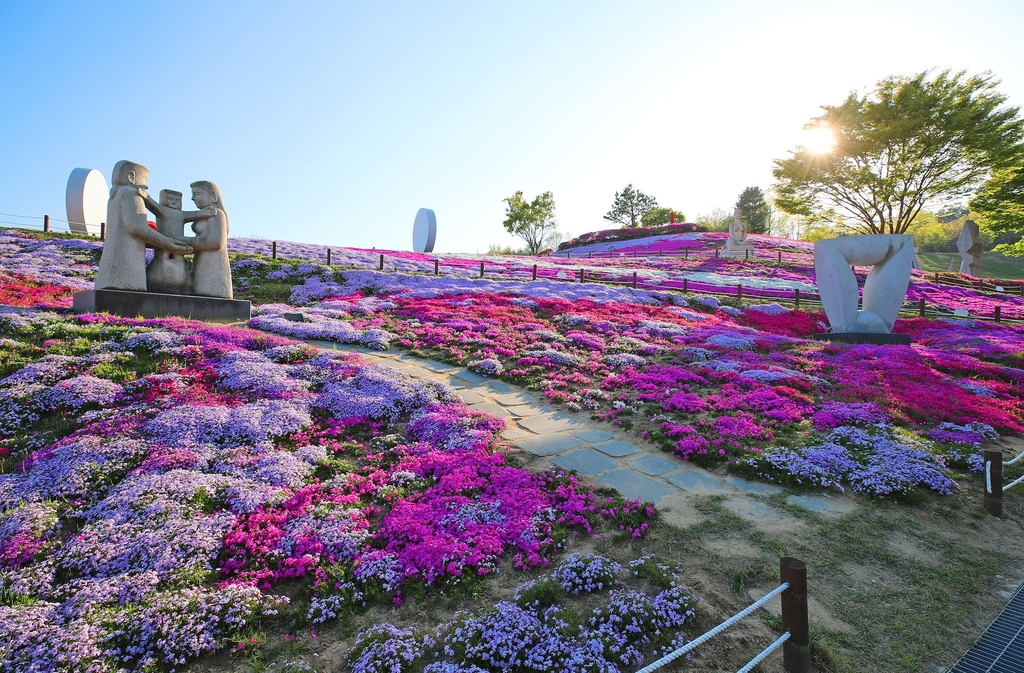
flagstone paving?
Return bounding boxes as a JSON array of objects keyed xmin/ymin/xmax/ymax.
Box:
[{"xmin": 303, "ymin": 341, "xmax": 860, "ymax": 525}]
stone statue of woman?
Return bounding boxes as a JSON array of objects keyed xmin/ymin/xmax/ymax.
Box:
[{"xmin": 188, "ymin": 181, "xmax": 233, "ymax": 299}]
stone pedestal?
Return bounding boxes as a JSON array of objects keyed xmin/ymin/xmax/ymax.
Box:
[
  {"xmin": 811, "ymin": 332, "xmax": 911, "ymax": 345},
  {"xmin": 721, "ymin": 243, "xmax": 756, "ymax": 259},
  {"xmin": 73, "ymin": 289, "xmax": 250, "ymax": 323}
]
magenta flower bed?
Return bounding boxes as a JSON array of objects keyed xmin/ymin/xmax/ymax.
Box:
[{"xmin": 0, "ymin": 312, "xmax": 645, "ymax": 670}]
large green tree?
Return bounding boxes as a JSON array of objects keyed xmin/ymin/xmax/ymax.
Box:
[
  {"xmin": 773, "ymin": 70, "xmax": 1024, "ymax": 235},
  {"xmin": 735, "ymin": 187, "xmax": 771, "ymax": 234},
  {"xmin": 604, "ymin": 184, "xmax": 658, "ymax": 228},
  {"xmin": 502, "ymin": 190, "xmax": 558, "ymax": 255}
]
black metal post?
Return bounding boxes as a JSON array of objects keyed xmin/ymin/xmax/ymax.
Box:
[{"xmin": 780, "ymin": 557, "xmax": 810, "ymax": 673}]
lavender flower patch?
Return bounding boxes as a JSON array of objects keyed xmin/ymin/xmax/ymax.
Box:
[{"xmin": 552, "ymin": 553, "xmax": 622, "ymax": 594}]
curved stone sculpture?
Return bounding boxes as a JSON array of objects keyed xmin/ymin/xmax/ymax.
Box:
[
  {"xmin": 956, "ymin": 220, "xmax": 982, "ymax": 276},
  {"xmin": 814, "ymin": 234, "xmax": 914, "ymax": 334},
  {"xmin": 65, "ymin": 168, "xmax": 108, "ymax": 237},
  {"xmin": 412, "ymin": 208, "xmax": 436, "ymax": 253}
]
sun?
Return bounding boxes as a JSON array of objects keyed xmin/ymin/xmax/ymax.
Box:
[{"xmin": 803, "ymin": 126, "xmax": 836, "ymax": 154}]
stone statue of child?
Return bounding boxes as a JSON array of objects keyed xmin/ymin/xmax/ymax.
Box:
[
  {"xmin": 188, "ymin": 181, "xmax": 233, "ymax": 299},
  {"xmin": 142, "ymin": 188, "xmax": 216, "ymax": 295},
  {"xmin": 95, "ymin": 161, "xmax": 194, "ymax": 292}
]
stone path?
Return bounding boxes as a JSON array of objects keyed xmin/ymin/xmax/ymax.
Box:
[{"xmin": 308, "ymin": 340, "xmax": 857, "ymax": 526}]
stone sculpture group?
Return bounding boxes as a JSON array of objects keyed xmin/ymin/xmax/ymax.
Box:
[{"xmin": 94, "ymin": 160, "xmax": 233, "ymax": 299}]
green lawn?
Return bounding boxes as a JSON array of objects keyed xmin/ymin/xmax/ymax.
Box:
[{"xmin": 918, "ymin": 251, "xmax": 1024, "ymax": 280}]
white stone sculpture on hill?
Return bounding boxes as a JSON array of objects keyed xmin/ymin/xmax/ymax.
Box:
[
  {"xmin": 814, "ymin": 234, "xmax": 914, "ymax": 334},
  {"xmin": 956, "ymin": 220, "xmax": 983, "ymax": 277},
  {"xmin": 721, "ymin": 208, "xmax": 755, "ymax": 258}
]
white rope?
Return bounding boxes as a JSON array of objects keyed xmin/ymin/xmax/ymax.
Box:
[
  {"xmin": 987, "ymin": 461, "xmax": 993, "ymax": 495},
  {"xmin": 1003, "ymin": 473, "xmax": 1024, "ymax": 493},
  {"xmin": 1005, "ymin": 452, "xmax": 1024, "ymax": 466},
  {"xmin": 634, "ymin": 582, "xmax": 789, "ymax": 673},
  {"xmin": 736, "ymin": 632, "xmax": 791, "ymax": 673}
]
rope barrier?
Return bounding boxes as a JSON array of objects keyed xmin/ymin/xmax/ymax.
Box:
[
  {"xmin": 736, "ymin": 632, "xmax": 791, "ymax": 673},
  {"xmin": 1006, "ymin": 452, "xmax": 1024, "ymax": 467},
  {"xmin": 633, "ymin": 582, "xmax": 789, "ymax": 673},
  {"xmin": 0, "ymin": 211, "xmax": 45, "ymax": 220},
  {"xmin": 1003, "ymin": 473, "xmax": 1024, "ymax": 493}
]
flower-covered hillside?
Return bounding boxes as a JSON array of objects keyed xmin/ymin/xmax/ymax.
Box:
[
  {"xmin": 240, "ymin": 259, "xmax": 1024, "ymax": 501},
  {"xmin": 0, "ymin": 310, "xmax": 649, "ymax": 671}
]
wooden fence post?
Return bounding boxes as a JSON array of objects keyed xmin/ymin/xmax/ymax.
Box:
[
  {"xmin": 326, "ymin": 248, "xmax": 331, "ymax": 265},
  {"xmin": 715, "ymin": 248, "xmax": 719, "ymax": 258},
  {"xmin": 984, "ymin": 449, "xmax": 1003, "ymax": 518},
  {"xmin": 100, "ymin": 222, "xmax": 106, "ymax": 241},
  {"xmin": 632, "ymin": 272, "xmax": 637, "ymax": 289},
  {"xmin": 737, "ymin": 283, "xmax": 743, "ymax": 299},
  {"xmin": 685, "ymin": 249, "xmax": 689, "ymax": 260},
  {"xmin": 43, "ymin": 215, "xmax": 50, "ymax": 233},
  {"xmin": 780, "ymin": 557, "xmax": 810, "ymax": 673},
  {"xmin": 794, "ymin": 288, "xmax": 800, "ymax": 310},
  {"xmin": 532, "ymin": 264, "xmax": 537, "ymax": 281},
  {"xmin": 778, "ymin": 251, "xmax": 782, "ymax": 264},
  {"xmin": 579, "ymin": 268, "xmax": 585, "ymax": 283},
  {"xmin": 682, "ymin": 278, "xmax": 688, "ymax": 293},
  {"xmin": 480, "ymin": 261, "xmax": 485, "ymax": 278},
  {"xmin": 994, "ymin": 305, "xmax": 1001, "ymax": 323},
  {"xmin": 745, "ymin": 249, "xmax": 749, "ymax": 260},
  {"xmin": 272, "ymin": 241, "xmax": 277, "ymax": 259},
  {"xmin": 434, "ymin": 259, "xmax": 439, "ymax": 275},
  {"xmin": 379, "ymin": 254, "xmax": 384, "ymax": 270},
  {"xmin": 919, "ymin": 297, "xmax": 926, "ymax": 317},
  {"xmin": 589, "ymin": 251, "xmax": 592, "ymax": 258}
]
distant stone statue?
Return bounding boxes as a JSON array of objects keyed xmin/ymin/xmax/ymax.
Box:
[
  {"xmin": 95, "ymin": 161, "xmax": 193, "ymax": 292},
  {"xmin": 814, "ymin": 234, "xmax": 914, "ymax": 334},
  {"xmin": 142, "ymin": 189, "xmax": 215, "ymax": 294},
  {"xmin": 721, "ymin": 207, "xmax": 755, "ymax": 258},
  {"xmin": 956, "ymin": 220, "xmax": 983, "ymax": 276},
  {"xmin": 188, "ymin": 181, "xmax": 233, "ymax": 299}
]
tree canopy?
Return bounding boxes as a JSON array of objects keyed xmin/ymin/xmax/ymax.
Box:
[
  {"xmin": 502, "ymin": 190, "xmax": 558, "ymax": 255},
  {"xmin": 772, "ymin": 70, "xmax": 1024, "ymax": 235},
  {"xmin": 971, "ymin": 165, "xmax": 1024, "ymax": 255},
  {"xmin": 604, "ymin": 184, "xmax": 658, "ymax": 228},
  {"xmin": 735, "ymin": 187, "xmax": 771, "ymax": 234},
  {"xmin": 640, "ymin": 207, "xmax": 684, "ymax": 228}
]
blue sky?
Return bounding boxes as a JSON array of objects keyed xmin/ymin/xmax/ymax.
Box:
[{"xmin": 2, "ymin": 1, "xmax": 1023, "ymax": 253}]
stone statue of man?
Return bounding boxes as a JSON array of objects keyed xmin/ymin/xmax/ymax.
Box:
[
  {"xmin": 95, "ymin": 161, "xmax": 194, "ymax": 292},
  {"xmin": 188, "ymin": 181, "xmax": 233, "ymax": 299},
  {"xmin": 143, "ymin": 189, "xmax": 216, "ymax": 295}
]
